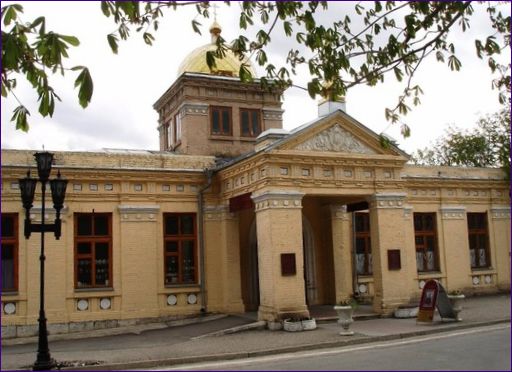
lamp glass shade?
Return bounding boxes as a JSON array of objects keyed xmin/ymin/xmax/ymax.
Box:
[
  {"xmin": 19, "ymin": 176, "xmax": 37, "ymax": 210},
  {"xmin": 34, "ymin": 152, "xmax": 54, "ymax": 182},
  {"xmin": 50, "ymin": 176, "xmax": 68, "ymax": 211}
]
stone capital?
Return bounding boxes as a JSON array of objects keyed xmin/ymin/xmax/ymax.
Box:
[
  {"xmin": 330, "ymin": 204, "xmax": 348, "ymax": 220},
  {"xmin": 440, "ymin": 205, "xmax": 466, "ymax": 220},
  {"xmin": 180, "ymin": 103, "xmax": 208, "ymax": 117},
  {"xmin": 369, "ymin": 193, "xmax": 407, "ymax": 209},
  {"xmin": 118, "ymin": 205, "xmax": 159, "ymax": 222},
  {"xmin": 203, "ymin": 205, "xmax": 236, "ymax": 220},
  {"xmin": 252, "ymin": 190, "xmax": 304, "ymax": 211},
  {"xmin": 490, "ymin": 206, "xmax": 511, "ymax": 220}
]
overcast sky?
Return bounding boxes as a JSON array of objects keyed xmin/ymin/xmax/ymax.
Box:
[{"xmin": 1, "ymin": 1, "xmax": 510, "ymax": 155}]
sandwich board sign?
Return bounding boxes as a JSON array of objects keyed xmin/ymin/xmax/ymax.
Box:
[
  {"xmin": 417, "ymin": 280, "xmax": 439, "ymax": 322},
  {"xmin": 417, "ymin": 279, "xmax": 457, "ymax": 322}
]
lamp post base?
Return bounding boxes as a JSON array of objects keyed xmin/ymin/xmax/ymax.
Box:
[{"xmin": 33, "ymin": 358, "xmax": 56, "ymax": 371}]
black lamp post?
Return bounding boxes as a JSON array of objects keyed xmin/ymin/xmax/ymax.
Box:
[{"xmin": 19, "ymin": 152, "xmax": 68, "ymax": 371}]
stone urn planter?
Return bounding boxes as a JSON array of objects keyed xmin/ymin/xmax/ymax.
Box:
[
  {"xmin": 447, "ymin": 293, "xmax": 465, "ymax": 321},
  {"xmin": 334, "ymin": 305, "xmax": 354, "ymax": 336},
  {"xmin": 283, "ymin": 318, "xmax": 317, "ymax": 332}
]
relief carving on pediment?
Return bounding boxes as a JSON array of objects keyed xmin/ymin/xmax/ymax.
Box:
[{"xmin": 294, "ymin": 124, "xmax": 376, "ymax": 154}]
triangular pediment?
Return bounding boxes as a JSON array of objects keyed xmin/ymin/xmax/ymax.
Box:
[{"xmin": 269, "ymin": 110, "xmax": 408, "ymax": 158}]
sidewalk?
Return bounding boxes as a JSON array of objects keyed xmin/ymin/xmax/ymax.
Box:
[{"xmin": 1, "ymin": 294, "xmax": 510, "ymax": 371}]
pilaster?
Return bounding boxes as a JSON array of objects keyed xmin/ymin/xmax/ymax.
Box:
[
  {"xmin": 252, "ymin": 191, "xmax": 308, "ymax": 325},
  {"xmin": 330, "ymin": 205, "xmax": 352, "ymax": 302},
  {"xmin": 369, "ymin": 193, "xmax": 414, "ymax": 314}
]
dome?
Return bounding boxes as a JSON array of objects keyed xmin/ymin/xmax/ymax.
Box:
[{"xmin": 177, "ymin": 22, "xmax": 257, "ymax": 78}]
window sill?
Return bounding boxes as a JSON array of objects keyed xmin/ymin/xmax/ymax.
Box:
[
  {"xmin": 417, "ymin": 271, "xmax": 444, "ymax": 278},
  {"xmin": 470, "ymin": 268, "xmax": 495, "ymax": 274},
  {"xmin": 209, "ymin": 135, "xmax": 234, "ymax": 141},
  {"xmin": 74, "ymin": 287, "xmax": 114, "ymax": 293},
  {"xmin": 239, "ymin": 136, "xmax": 258, "ymax": 142},
  {"xmin": 1, "ymin": 291, "xmax": 19, "ymax": 297},
  {"xmin": 164, "ymin": 283, "xmax": 199, "ymax": 289}
]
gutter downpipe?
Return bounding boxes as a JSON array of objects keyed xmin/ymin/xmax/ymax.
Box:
[{"xmin": 198, "ymin": 167, "xmax": 213, "ymax": 313}]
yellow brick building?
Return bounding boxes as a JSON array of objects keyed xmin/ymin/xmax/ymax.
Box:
[{"xmin": 1, "ymin": 23, "xmax": 510, "ymax": 337}]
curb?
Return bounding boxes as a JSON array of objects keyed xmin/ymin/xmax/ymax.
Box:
[
  {"xmin": 60, "ymin": 318, "xmax": 510, "ymax": 371},
  {"xmin": 192, "ymin": 321, "xmax": 267, "ymax": 339}
]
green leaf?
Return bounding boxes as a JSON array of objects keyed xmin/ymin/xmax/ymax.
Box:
[
  {"xmin": 59, "ymin": 34, "xmax": 80, "ymax": 46},
  {"xmin": 74, "ymin": 67, "xmax": 93, "ymax": 108},
  {"xmin": 143, "ymin": 32, "xmax": 154, "ymax": 46},
  {"xmin": 206, "ymin": 51, "xmax": 217, "ymax": 70},
  {"xmin": 283, "ymin": 21, "xmax": 292, "ymax": 36},
  {"xmin": 191, "ymin": 20, "xmax": 202, "ymax": 35},
  {"xmin": 101, "ymin": 1, "xmax": 111, "ymax": 17},
  {"xmin": 239, "ymin": 64, "xmax": 253, "ymax": 82},
  {"xmin": 3, "ymin": 5, "xmax": 18, "ymax": 26},
  {"xmin": 107, "ymin": 34, "xmax": 118, "ymax": 54},
  {"xmin": 448, "ymin": 55, "xmax": 462, "ymax": 71},
  {"xmin": 11, "ymin": 105, "xmax": 30, "ymax": 132}
]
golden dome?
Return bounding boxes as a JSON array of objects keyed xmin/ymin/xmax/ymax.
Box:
[{"xmin": 177, "ymin": 22, "xmax": 257, "ymax": 78}]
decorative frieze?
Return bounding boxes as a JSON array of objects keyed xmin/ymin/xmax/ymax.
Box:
[
  {"xmin": 118, "ymin": 205, "xmax": 160, "ymax": 222},
  {"xmin": 29, "ymin": 206, "xmax": 69, "ymax": 222},
  {"xmin": 181, "ymin": 103, "xmax": 208, "ymax": 117},
  {"xmin": 252, "ymin": 190, "xmax": 304, "ymax": 211},
  {"xmin": 262, "ymin": 108, "xmax": 284, "ymax": 121},
  {"xmin": 369, "ymin": 193, "xmax": 406, "ymax": 209},
  {"xmin": 294, "ymin": 124, "xmax": 376, "ymax": 154},
  {"xmin": 440, "ymin": 205, "xmax": 466, "ymax": 220},
  {"xmin": 490, "ymin": 206, "xmax": 510, "ymax": 219}
]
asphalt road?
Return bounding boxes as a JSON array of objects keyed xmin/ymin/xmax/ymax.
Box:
[{"xmin": 158, "ymin": 324, "xmax": 511, "ymax": 371}]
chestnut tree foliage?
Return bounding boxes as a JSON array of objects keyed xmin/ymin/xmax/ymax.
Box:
[
  {"xmin": 411, "ymin": 105, "xmax": 511, "ymax": 177},
  {"xmin": 2, "ymin": 1, "xmax": 510, "ymax": 135}
]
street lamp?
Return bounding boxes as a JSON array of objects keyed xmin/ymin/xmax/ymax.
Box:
[{"xmin": 18, "ymin": 152, "xmax": 68, "ymax": 371}]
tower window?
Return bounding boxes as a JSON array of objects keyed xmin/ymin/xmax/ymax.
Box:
[
  {"xmin": 210, "ymin": 106, "xmax": 232, "ymax": 136},
  {"xmin": 240, "ymin": 108, "xmax": 262, "ymax": 137}
]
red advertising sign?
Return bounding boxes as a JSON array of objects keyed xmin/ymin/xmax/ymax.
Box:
[{"xmin": 417, "ymin": 280, "xmax": 439, "ymax": 322}]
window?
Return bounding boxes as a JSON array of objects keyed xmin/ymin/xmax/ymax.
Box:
[
  {"xmin": 164, "ymin": 214, "xmax": 197, "ymax": 285},
  {"xmin": 414, "ymin": 213, "xmax": 439, "ymax": 272},
  {"xmin": 2, "ymin": 214, "xmax": 18, "ymax": 292},
  {"xmin": 210, "ymin": 106, "xmax": 232, "ymax": 136},
  {"xmin": 167, "ymin": 120, "xmax": 174, "ymax": 149},
  {"xmin": 74, "ymin": 213, "xmax": 112, "ymax": 289},
  {"xmin": 355, "ymin": 213, "xmax": 372, "ymax": 275},
  {"xmin": 175, "ymin": 113, "xmax": 181, "ymax": 142},
  {"xmin": 467, "ymin": 213, "xmax": 490, "ymax": 268},
  {"xmin": 240, "ymin": 108, "xmax": 262, "ymax": 137}
]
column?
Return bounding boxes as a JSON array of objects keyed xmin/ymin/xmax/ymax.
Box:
[
  {"xmin": 369, "ymin": 193, "xmax": 415, "ymax": 314},
  {"xmin": 330, "ymin": 205, "xmax": 353, "ymax": 302},
  {"xmin": 203, "ymin": 204, "xmax": 244, "ymax": 313},
  {"xmin": 439, "ymin": 206, "xmax": 471, "ymax": 289},
  {"xmin": 118, "ymin": 205, "xmax": 160, "ymax": 318},
  {"xmin": 490, "ymin": 206, "xmax": 511, "ymax": 290},
  {"xmin": 252, "ymin": 190, "xmax": 308, "ymax": 327}
]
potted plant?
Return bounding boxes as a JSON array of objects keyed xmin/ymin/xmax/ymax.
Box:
[
  {"xmin": 447, "ymin": 290, "xmax": 465, "ymax": 321},
  {"xmin": 334, "ymin": 298, "xmax": 357, "ymax": 335},
  {"xmin": 283, "ymin": 315, "xmax": 317, "ymax": 332}
]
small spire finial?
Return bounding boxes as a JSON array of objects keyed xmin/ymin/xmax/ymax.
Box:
[{"xmin": 212, "ymin": 3, "xmax": 219, "ymax": 22}]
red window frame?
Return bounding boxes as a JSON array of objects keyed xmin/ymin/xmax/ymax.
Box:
[
  {"xmin": 467, "ymin": 212, "xmax": 490, "ymax": 269},
  {"xmin": 1, "ymin": 213, "xmax": 18, "ymax": 293},
  {"xmin": 414, "ymin": 213, "xmax": 439, "ymax": 272},
  {"xmin": 240, "ymin": 108, "xmax": 262, "ymax": 137},
  {"xmin": 74, "ymin": 213, "xmax": 113, "ymax": 289},
  {"xmin": 163, "ymin": 213, "xmax": 197, "ymax": 285},
  {"xmin": 354, "ymin": 212, "xmax": 372, "ymax": 275},
  {"xmin": 210, "ymin": 106, "xmax": 232, "ymax": 136}
]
